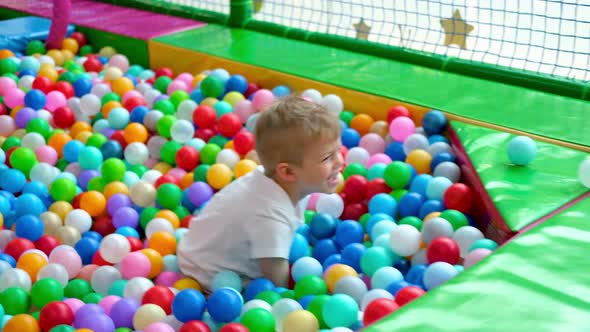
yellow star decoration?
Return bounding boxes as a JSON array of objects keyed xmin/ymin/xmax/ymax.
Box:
[
  {"xmin": 440, "ymin": 9, "xmax": 474, "ymax": 49},
  {"xmin": 353, "ymin": 18, "xmax": 371, "ymax": 40}
]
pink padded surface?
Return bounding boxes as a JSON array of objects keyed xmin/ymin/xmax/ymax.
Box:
[{"xmin": 1, "ymin": 0, "xmax": 206, "ymax": 40}]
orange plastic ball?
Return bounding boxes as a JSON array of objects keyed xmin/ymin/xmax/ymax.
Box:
[
  {"xmin": 140, "ymin": 248, "xmax": 163, "ymax": 279},
  {"xmin": 123, "ymin": 123, "xmax": 148, "ymax": 144},
  {"xmin": 111, "ymin": 77, "xmax": 134, "ymax": 97},
  {"xmin": 17, "ymin": 252, "xmax": 47, "ymax": 282},
  {"xmin": 424, "ymin": 212, "xmax": 441, "ymax": 222},
  {"xmin": 62, "ymin": 37, "xmax": 80, "ymax": 54},
  {"xmin": 173, "ymin": 277, "xmax": 202, "ymax": 291},
  {"xmin": 405, "ymin": 149, "xmax": 432, "ymax": 174},
  {"xmin": 70, "ymin": 121, "xmax": 92, "ymax": 139},
  {"xmin": 148, "ymin": 231, "xmax": 177, "ymax": 256},
  {"xmin": 47, "ymin": 132, "xmax": 72, "ymax": 158},
  {"xmin": 75, "ymin": 131, "xmax": 92, "ymax": 144},
  {"xmin": 323, "ymin": 264, "xmax": 358, "ymax": 293},
  {"xmin": 154, "ymin": 210, "xmax": 180, "ymax": 229},
  {"xmin": 10, "ymin": 106, "xmax": 24, "ymax": 119},
  {"xmin": 2, "ymin": 314, "xmax": 40, "ymax": 332},
  {"xmin": 0, "ymin": 49, "xmax": 15, "ymax": 59},
  {"xmin": 349, "ymin": 114, "xmax": 375, "ymax": 136},
  {"xmin": 103, "ymin": 181, "xmax": 129, "ymax": 199},
  {"xmin": 200, "ymin": 97, "xmax": 218, "ymax": 107},
  {"xmin": 49, "ymin": 201, "xmax": 74, "ymax": 221},
  {"xmin": 80, "ymin": 190, "xmax": 106, "ymax": 217},
  {"xmin": 179, "ymin": 173, "xmax": 194, "ymax": 190},
  {"xmin": 101, "ymin": 100, "xmax": 123, "ymax": 118},
  {"xmin": 224, "ymin": 140, "xmax": 235, "ymax": 150}
]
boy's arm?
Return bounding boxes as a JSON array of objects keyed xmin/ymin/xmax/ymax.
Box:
[{"xmin": 257, "ymin": 257, "xmax": 289, "ymax": 288}]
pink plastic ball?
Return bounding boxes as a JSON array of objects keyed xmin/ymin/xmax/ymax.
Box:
[
  {"xmin": 48, "ymin": 246, "xmax": 82, "ymax": 279},
  {"xmin": 99, "ymin": 295, "xmax": 122, "ymax": 315},
  {"xmin": 108, "ymin": 54, "xmax": 130, "ymax": 73},
  {"xmin": 35, "ymin": 146, "xmax": 58, "ymax": 165},
  {"xmin": 389, "ymin": 116, "xmax": 416, "ymax": 142},
  {"xmin": 123, "ymin": 90, "xmax": 144, "ymax": 103},
  {"xmin": 4, "ymin": 88, "xmax": 25, "ymax": 108},
  {"xmin": 0, "ymin": 77, "xmax": 17, "ymax": 95},
  {"xmin": 64, "ymin": 162, "xmax": 83, "ymax": 177},
  {"xmin": 166, "ymin": 168, "xmax": 187, "ymax": 181},
  {"xmin": 359, "ymin": 133, "xmax": 385, "ymax": 155},
  {"xmin": 463, "ymin": 248, "xmax": 492, "ymax": 269},
  {"xmin": 0, "ymin": 115, "xmax": 16, "ymax": 136},
  {"xmin": 176, "ymin": 73, "xmax": 194, "ymax": 88},
  {"xmin": 154, "ymin": 271, "xmax": 182, "ymax": 287},
  {"xmin": 144, "ymin": 322, "xmax": 175, "ymax": 332},
  {"xmin": 234, "ymin": 100, "xmax": 253, "ymax": 124},
  {"xmin": 76, "ymin": 264, "xmax": 99, "ymax": 282},
  {"xmin": 251, "ymin": 89, "xmax": 274, "ymax": 112},
  {"xmin": 167, "ymin": 80, "xmax": 188, "ymax": 95},
  {"xmin": 45, "ymin": 91, "xmax": 67, "ymax": 112},
  {"xmin": 120, "ymin": 251, "xmax": 151, "ymax": 279},
  {"xmin": 306, "ymin": 193, "xmax": 321, "ymax": 211},
  {"xmin": 144, "ymin": 158, "xmax": 158, "ymax": 169},
  {"xmin": 63, "ymin": 298, "xmax": 85, "ymax": 314},
  {"xmin": 366, "ymin": 153, "xmax": 392, "ymax": 168}
]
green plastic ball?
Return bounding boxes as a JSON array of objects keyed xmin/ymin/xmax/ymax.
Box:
[
  {"xmin": 55, "ymin": 158, "xmax": 69, "ymax": 172},
  {"xmin": 340, "ymin": 111, "xmax": 355, "ymax": 125},
  {"xmin": 160, "ymin": 140, "xmax": 182, "ymax": 165},
  {"xmin": 83, "ymin": 292, "xmax": 103, "ymax": 304},
  {"xmin": 390, "ymin": 189, "xmax": 408, "ymax": 202},
  {"xmin": 30, "ymin": 278, "xmax": 64, "ymax": 309},
  {"xmin": 114, "ymin": 328, "xmax": 133, "ymax": 332},
  {"xmin": 294, "ymin": 275, "xmax": 328, "ymax": 300},
  {"xmin": 2, "ymin": 136, "xmax": 21, "ymax": 151},
  {"xmin": 193, "ymin": 165, "xmax": 210, "ymax": 182},
  {"xmin": 157, "ymin": 115, "xmax": 177, "ymax": 138},
  {"xmin": 156, "ymin": 183, "xmax": 182, "ymax": 210},
  {"xmin": 101, "ymin": 92, "xmax": 121, "ymax": 106},
  {"xmin": 130, "ymin": 164, "xmax": 148, "ymax": 178},
  {"xmin": 170, "ymin": 90, "xmax": 190, "ymax": 108},
  {"xmin": 140, "ymin": 207, "xmax": 160, "ymax": 230},
  {"xmin": 280, "ymin": 290, "xmax": 295, "ymax": 299},
  {"xmin": 0, "ymin": 58, "xmax": 17, "ymax": 75},
  {"xmin": 440, "ymin": 209, "xmax": 469, "ymax": 230},
  {"xmin": 307, "ymin": 294, "xmax": 330, "ymax": 329},
  {"xmin": 240, "ymin": 308, "xmax": 275, "ymax": 332},
  {"xmin": 87, "ymin": 176, "xmax": 105, "ymax": 192},
  {"xmin": 200, "ymin": 144, "xmax": 221, "ymax": 165},
  {"xmin": 79, "ymin": 45, "xmax": 94, "ymax": 56},
  {"xmin": 322, "ymin": 294, "xmax": 359, "ymax": 329},
  {"xmin": 208, "ymin": 135, "xmax": 229, "ymax": 148},
  {"xmin": 101, "ymin": 158, "xmax": 126, "ymax": 183},
  {"xmin": 153, "ymin": 99, "xmax": 175, "ymax": 115},
  {"xmin": 50, "ymin": 325, "xmax": 76, "ymax": 332},
  {"xmin": 0, "ymin": 287, "xmax": 30, "ymax": 315},
  {"xmin": 154, "ymin": 76, "xmax": 172, "ymax": 94},
  {"xmin": 26, "ymin": 40, "xmax": 46, "ymax": 55},
  {"xmin": 255, "ymin": 290, "xmax": 281, "ymax": 305},
  {"xmin": 86, "ymin": 133, "xmax": 108, "ymax": 148},
  {"xmin": 58, "ymin": 71, "xmax": 76, "ymax": 83},
  {"xmin": 343, "ymin": 163, "xmax": 368, "ymax": 179},
  {"xmin": 214, "ymin": 101, "xmax": 233, "ymax": 118},
  {"xmin": 200, "ymin": 75, "xmax": 224, "ymax": 98},
  {"xmin": 50, "ymin": 178, "xmax": 77, "ymax": 202},
  {"xmin": 359, "ymin": 213, "xmax": 371, "ymax": 230},
  {"xmin": 398, "ymin": 216, "xmax": 423, "ymax": 230},
  {"xmin": 9, "ymin": 147, "xmax": 38, "ymax": 177},
  {"xmin": 65, "ymin": 279, "xmax": 92, "ymax": 300},
  {"xmin": 384, "ymin": 161, "xmax": 412, "ymax": 189},
  {"xmin": 26, "ymin": 118, "xmax": 51, "ymax": 139},
  {"xmin": 173, "ymin": 206, "xmax": 189, "ymax": 220},
  {"xmin": 304, "ymin": 210, "xmax": 316, "ymax": 225}
]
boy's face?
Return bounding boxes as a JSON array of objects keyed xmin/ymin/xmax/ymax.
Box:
[{"xmin": 293, "ymin": 136, "xmax": 344, "ymax": 197}]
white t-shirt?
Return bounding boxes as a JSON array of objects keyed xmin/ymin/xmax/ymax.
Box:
[{"xmin": 177, "ymin": 168, "xmax": 302, "ymax": 292}]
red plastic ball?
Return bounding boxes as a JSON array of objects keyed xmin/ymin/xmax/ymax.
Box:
[
  {"xmin": 92, "ymin": 250, "xmax": 114, "ymax": 266},
  {"xmin": 194, "ymin": 128, "xmax": 216, "ymax": 143},
  {"xmin": 4, "ymin": 147, "xmax": 17, "ymax": 168},
  {"xmin": 83, "ymin": 57, "xmax": 103, "ymax": 73},
  {"xmin": 193, "ymin": 105, "xmax": 217, "ymax": 129},
  {"xmin": 443, "ymin": 183, "xmax": 473, "ymax": 214},
  {"xmin": 180, "ymin": 321, "xmax": 212, "ymax": 332},
  {"xmin": 34, "ymin": 235, "xmax": 61, "ymax": 256},
  {"xmin": 155, "ymin": 67, "xmax": 174, "ymax": 78},
  {"xmin": 219, "ymin": 323, "xmax": 249, "ymax": 332},
  {"xmin": 146, "ymin": 77, "xmax": 156, "ymax": 85},
  {"xmin": 123, "ymin": 96, "xmax": 147, "ymax": 111},
  {"xmin": 110, "ymin": 130, "xmax": 127, "ymax": 149},
  {"xmin": 142, "ymin": 285, "xmax": 175, "ymax": 314},
  {"xmin": 366, "ymin": 178, "xmax": 391, "ymax": 200},
  {"xmin": 154, "ymin": 174, "xmax": 179, "ymax": 188},
  {"xmin": 395, "ymin": 286, "xmax": 426, "ymax": 306},
  {"xmin": 426, "ymin": 237, "xmax": 460, "ymax": 265},
  {"xmin": 69, "ymin": 32, "xmax": 88, "ymax": 47},
  {"xmin": 127, "ymin": 236, "xmax": 144, "ymax": 252},
  {"xmin": 217, "ymin": 113, "xmax": 242, "ymax": 138},
  {"xmin": 343, "ymin": 175, "xmax": 369, "ymax": 203},
  {"xmin": 54, "ymin": 81, "xmax": 74, "ymax": 99},
  {"xmin": 72, "ymin": 192, "xmax": 83, "ymax": 209},
  {"xmin": 175, "ymin": 146, "xmax": 200, "ymax": 171},
  {"xmin": 32, "ymin": 76, "xmax": 53, "ymax": 93},
  {"xmin": 233, "ymin": 131, "xmax": 255, "ymax": 155},
  {"xmin": 0, "ymin": 103, "xmax": 7, "ymax": 116},
  {"xmin": 387, "ymin": 105, "xmax": 410, "ymax": 124},
  {"xmin": 340, "ymin": 203, "xmax": 368, "ymax": 221},
  {"xmin": 92, "ymin": 215, "xmax": 115, "ymax": 236},
  {"xmin": 244, "ymin": 83, "xmax": 260, "ymax": 99},
  {"xmin": 39, "ymin": 301, "xmax": 75, "ymax": 331},
  {"xmin": 4, "ymin": 238, "xmax": 35, "ymax": 260},
  {"xmin": 180, "ymin": 216, "xmax": 194, "ymax": 228},
  {"xmin": 363, "ymin": 298, "xmax": 399, "ymax": 326},
  {"xmin": 53, "ymin": 106, "xmax": 76, "ymax": 129}
]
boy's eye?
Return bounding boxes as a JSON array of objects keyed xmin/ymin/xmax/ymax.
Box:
[{"xmin": 322, "ymin": 154, "xmax": 333, "ymax": 163}]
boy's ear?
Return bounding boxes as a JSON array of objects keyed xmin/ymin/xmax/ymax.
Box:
[{"xmin": 275, "ymin": 162, "xmax": 297, "ymax": 182}]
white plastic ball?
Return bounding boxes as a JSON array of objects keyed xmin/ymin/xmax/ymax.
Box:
[
  {"xmin": 345, "ymin": 147, "xmax": 370, "ymax": 166},
  {"xmin": 360, "ymin": 289, "xmax": 393, "ymax": 311},
  {"xmin": 90, "ymin": 83, "xmax": 112, "ymax": 98},
  {"xmin": 135, "ymin": 82, "xmax": 151, "ymax": 94},
  {"xmin": 143, "ymin": 110, "xmax": 164, "ymax": 132},
  {"xmin": 428, "ymin": 142, "xmax": 452, "ymax": 156},
  {"xmin": 241, "ymin": 299, "xmax": 272, "ymax": 315},
  {"xmin": 65, "ymin": 209, "xmax": 93, "ymax": 233},
  {"xmin": 434, "ymin": 161, "xmax": 461, "ymax": 183},
  {"xmin": 421, "ymin": 217, "xmax": 454, "ymax": 244},
  {"xmin": 411, "ymin": 249, "xmax": 428, "ymax": 266},
  {"xmin": 67, "ymin": 97, "xmax": 81, "ymax": 114},
  {"xmin": 301, "ymin": 89, "xmax": 322, "ymax": 103},
  {"xmin": 0, "ymin": 268, "xmax": 32, "ymax": 292},
  {"xmin": 0, "ymin": 230, "xmax": 16, "ymax": 251},
  {"xmin": 37, "ymin": 263, "xmax": 69, "ymax": 287},
  {"xmin": 147, "ymin": 135, "xmax": 167, "ymax": 159},
  {"xmin": 272, "ymin": 299, "xmax": 302, "ymax": 332},
  {"xmin": 144, "ymin": 89, "xmax": 162, "ymax": 107},
  {"xmin": 403, "ymin": 133, "xmax": 429, "ymax": 155},
  {"xmin": 216, "ymin": 149, "xmax": 240, "ymax": 169},
  {"xmin": 38, "ymin": 55, "xmax": 55, "ymax": 65},
  {"xmin": 176, "ymin": 100, "xmax": 198, "ymax": 121},
  {"xmin": 99, "ymin": 233, "xmax": 131, "ymax": 264},
  {"xmin": 333, "ymin": 276, "xmax": 368, "ymax": 305},
  {"xmin": 124, "ymin": 142, "xmax": 150, "ymax": 165},
  {"xmin": 30, "ymin": 162, "xmax": 59, "ymax": 187},
  {"xmin": 145, "ymin": 218, "xmax": 175, "ymax": 238},
  {"xmin": 124, "ymin": 277, "xmax": 154, "ymax": 302},
  {"xmin": 80, "ymin": 94, "xmax": 101, "ymax": 116},
  {"xmin": 18, "ymin": 75, "xmax": 35, "ymax": 90},
  {"xmin": 141, "ymin": 170, "xmax": 163, "ymax": 185},
  {"xmin": 320, "ymin": 94, "xmax": 343, "ymax": 115},
  {"xmin": 21, "ymin": 133, "xmax": 46, "ymax": 150},
  {"xmin": 452, "ymin": 226, "xmax": 484, "ymax": 258},
  {"xmin": 91, "ymin": 265, "xmax": 122, "ymax": 295},
  {"xmin": 316, "ymin": 193, "xmax": 344, "ymax": 218},
  {"xmin": 389, "ymin": 224, "xmax": 421, "ymax": 257},
  {"xmin": 170, "ymin": 119, "xmax": 195, "ymax": 143}
]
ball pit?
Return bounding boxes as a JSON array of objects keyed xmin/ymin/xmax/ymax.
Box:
[{"xmin": 0, "ymin": 35, "xmax": 507, "ymax": 332}]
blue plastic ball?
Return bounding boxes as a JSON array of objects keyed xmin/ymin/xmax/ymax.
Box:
[
  {"xmin": 100, "ymin": 140, "xmax": 123, "ymax": 160},
  {"xmin": 422, "ymin": 110, "xmax": 447, "ymax": 135},
  {"xmin": 393, "ymin": 258, "xmax": 411, "ymax": 276},
  {"xmin": 107, "ymin": 107, "xmax": 130, "ymax": 129},
  {"xmin": 371, "ymin": 266, "xmax": 403, "ymax": 290},
  {"xmin": 406, "ymin": 264, "xmax": 427, "ymax": 288},
  {"xmin": 272, "ymin": 85, "xmax": 291, "ymax": 97},
  {"xmin": 0, "ymin": 169, "xmax": 26, "ymax": 193},
  {"xmin": 428, "ymin": 134, "xmax": 449, "ymax": 145},
  {"xmin": 426, "ymin": 176, "xmax": 453, "ymax": 201},
  {"xmin": 423, "ymin": 262, "xmax": 458, "ymax": 289},
  {"xmin": 365, "ymin": 213, "xmax": 394, "ymax": 235},
  {"xmin": 190, "ymin": 89, "xmax": 204, "ymax": 104},
  {"xmin": 130, "ymin": 105, "xmax": 149, "ymax": 123},
  {"xmin": 75, "ymin": 237, "xmax": 100, "ymax": 265},
  {"xmin": 14, "ymin": 193, "xmax": 46, "ymax": 217},
  {"xmin": 313, "ymin": 238, "xmax": 340, "ymax": 265},
  {"xmin": 341, "ymin": 128, "xmax": 361, "ymax": 148},
  {"xmin": 115, "ymin": 226, "xmax": 139, "ymax": 238},
  {"xmin": 296, "ymin": 224, "xmax": 311, "ymax": 241},
  {"xmin": 289, "ymin": 233, "xmax": 310, "ymax": 263},
  {"xmin": 73, "ymin": 78, "xmax": 93, "ymax": 97},
  {"xmin": 19, "ymin": 70, "xmax": 36, "ymax": 78},
  {"xmin": 431, "ymin": 152, "xmax": 455, "ymax": 170},
  {"xmin": 299, "ymin": 295, "xmax": 315, "ymax": 309},
  {"xmin": 0, "ymin": 149, "xmax": 5, "ymax": 164},
  {"xmin": 0, "ymin": 253, "xmax": 16, "ymax": 268},
  {"xmin": 24, "ymin": 89, "xmax": 46, "ymax": 110},
  {"xmin": 310, "ymin": 213, "xmax": 338, "ymax": 239},
  {"xmin": 225, "ymin": 75, "xmax": 248, "ymax": 94},
  {"xmin": 15, "ymin": 215, "xmax": 44, "ymax": 241},
  {"xmin": 322, "ymin": 254, "xmax": 342, "ymax": 271},
  {"xmin": 172, "ymin": 289, "xmax": 206, "ymax": 322},
  {"xmin": 82, "ymin": 230, "xmax": 103, "ymax": 241},
  {"xmin": 334, "ymin": 220, "xmax": 364, "ymax": 248},
  {"xmin": 507, "ymin": 136, "xmax": 536, "ymax": 166},
  {"xmin": 418, "ymin": 199, "xmax": 444, "ymax": 219},
  {"xmin": 340, "ymin": 243, "xmax": 366, "ymax": 273},
  {"xmin": 385, "ymin": 141, "xmax": 406, "ymax": 161},
  {"xmin": 368, "ymin": 193, "xmax": 397, "ymax": 216},
  {"xmin": 22, "ymin": 181, "xmax": 49, "ymax": 200},
  {"xmin": 409, "ymin": 174, "xmax": 432, "ymax": 196},
  {"xmin": 212, "ymin": 270, "xmax": 243, "ymax": 293},
  {"xmin": 210, "ymin": 68, "xmax": 231, "ymax": 82},
  {"xmin": 243, "ymin": 278, "xmax": 275, "ymax": 301},
  {"xmin": 292, "ymin": 256, "xmax": 323, "ymax": 282},
  {"xmin": 386, "ymin": 280, "xmax": 411, "ymax": 296},
  {"xmin": 398, "ymin": 192, "xmax": 425, "ymax": 217},
  {"xmin": 63, "ymin": 140, "xmax": 85, "ymax": 163}
]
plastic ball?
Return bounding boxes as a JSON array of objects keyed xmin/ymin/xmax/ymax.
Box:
[
  {"xmin": 388, "ymin": 224, "xmax": 421, "ymax": 257},
  {"xmin": 211, "ymin": 270, "xmax": 242, "ymax": 293},
  {"xmin": 129, "ymin": 181, "xmax": 156, "ymax": 207},
  {"xmin": 579, "ymin": 158, "xmax": 590, "ymax": 188},
  {"xmin": 334, "ymin": 220, "xmax": 364, "ymax": 248},
  {"xmin": 240, "ymin": 307, "xmax": 275, "ymax": 332},
  {"xmin": 2, "ymin": 314, "xmax": 40, "ymax": 332},
  {"xmin": 423, "ymin": 261, "xmax": 458, "ymax": 290},
  {"xmin": 251, "ymin": 89, "xmax": 274, "ymax": 112},
  {"xmin": 39, "ymin": 301, "xmax": 75, "ymax": 332},
  {"xmin": 141, "ymin": 285, "xmax": 174, "ymax": 315},
  {"xmin": 426, "ymin": 237, "xmax": 460, "ymax": 264},
  {"xmin": 216, "ymin": 149, "xmax": 240, "ymax": 169},
  {"xmin": 323, "ymin": 264, "xmax": 358, "ymax": 293},
  {"xmin": 443, "ymin": 183, "xmax": 473, "ymax": 213},
  {"xmin": 360, "ymin": 289, "xmax": 394, "ymax": 311},
  {"xmin": 395, "ymin": 286, "xmax": 425, "ymax": 306},
  {"xmin": 421, "ymin": 217, "xmax": 454, "ymax": 244},
  {"xmin": 507, "ymin": 136, "xmax": 536, "ymax": 166},
  {"xmin": 322, "ymin": 294, "xmax": 358, "ymax": 328},
  {"xmin": 425, "ymin": 176, "xmax": 452, "ymax": 201},
  {"xmin": 316, "ymin": 194, "xmax": 344, "ymax": 218},
  {"xmin": 31, "ymin": 277, "xmax": 63, "ymax": 309},
  {"xmin": 389, "ymin": 116, "xmax": 415, "ymax": 142},
  {"xmin": 172, "ymin": 289, "xmax": 206, "ymax": 322},
  {"xmin": 463, "ymin": 248, "xmax": 493, "ymax": 269}
]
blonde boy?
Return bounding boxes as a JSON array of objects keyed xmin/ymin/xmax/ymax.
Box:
[{"xmin": 177, "ymin": 95, "xmax": 343, "ymax": 292}]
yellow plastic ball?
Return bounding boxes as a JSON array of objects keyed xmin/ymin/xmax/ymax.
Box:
[
  {"xmin": 70, "ymin": 121, "xmax": 92, "ymax": 139},
  {"xmin": 17, "ymin": 252, "xmax": 47, "ymax": 282},
  {"xmin": 99, "ymin": 46, "xmax": 117, "ymax": 58},
  {"xmin": 233, "ymin": 159, "xmax": 258, "ymax": 178},
  {"xmin": 323, "ymin": 264, "xmax": 358, "ymax": 293},
  {"xmin": 200, "ymin": 97, "xmax": 218, "ymax": 107},
  {"xmin": 405, "ymin": 149, "xmax": 432, "ymax": 174},
  {"xmin": 75, "ymin": 131, "xmax": 92, "ymax": 144},
  {"xmin": 12, "ymin": 128, "xmax": 26, "ymax": 139},
  {"xmin": 129, "ymin": 181, "xmax": 156, "ymax": 207},
  {"xmin": 38, "ymin": 63, "xmax": 58, "ymax": 83},
  {"xmin": 173, "ymin": 277, "xmax": 202, "ymax": 291},
  {"xmin": 223, "ymin": 91, "xmax": 245, "ymax": 106},
  {"xmin": 2, "ymin": 314, "xmax": 40, "ymax": 332},
  {"xmin": 424, "ymin": 211, "xmax": 441, "ymax": 222},
  {"xmin": 46, "ymin": 49, "xmax": 65, "ymax": 66},
  {"xmin": 153, "ymin": 162, "xmax": 172, "ymax": 174},
  {"xmin": 111, "ymin": 77, "xmax": 134, "ymax": 96},
  {"xmin": 154, "ymin": 210, "xmax": 180, "ymax": 229},
  {"xmin": 133, "ymin": 304, "xmax": 166, "ymax": 330},
  {"xmin": 103, "ymin": 181, "xmax": 129, "ymax": 199},
  {"xmin": 140, "ymin": 248, "xmax": 163, "ymax": 279},
  {"xmin": 49, "ymin": 201, "xmax": 74, "ymax": 221},
  {"xmin": 179, "ymin": 172, "xmax": 194, "ymax": 190},
  {"xmin": 62, "ymin": 37, "xmax": 80, "ymax": 54},
  {"xmin": 283, "ymin": 310, "xmax": 319, "ymax": 332},
  {"xmin": 0, "ymin": 212, "xmax": 3, "ymax": 229},
  {"xmin": 103, "ymin": 66, "xmax": 123, "ymax": 81},
  {"xmin": 192, "ymin": 73, "xmax": 207, "ymax": 88},
  {"xmin": 207, "ymin": 163, "xmax": 233, "ymax": 189},
  {"xmin": 335, "ymin": 173, "xmax": 345, "ymax": 193},
  {"xmin": 61, "ymin": 49, "xmax": 75, "ymax": 62}
]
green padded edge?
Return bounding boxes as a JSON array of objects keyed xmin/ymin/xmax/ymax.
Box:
[
  {"xmin": 75, "ymin": 26, "xmax": 149, "ymax": 68},
  {"xmin": 0, "ymin": 6, "xmax": 25, "ymax": 19},
  {"xmin": 366, "ymin": 195, "xmax": 590, "ymax": 332},
  {"xmin": 451, "ymin": 120, "xmax": 589, "ymax": 231},
  {"xmin": 153, "ymin": 25, "xmax": 590, "ymax": 147}
]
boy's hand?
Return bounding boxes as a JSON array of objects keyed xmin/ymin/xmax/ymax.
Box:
[{"xmin": 257, "ymin": 258, "xmax": 289, "ymax": 288}]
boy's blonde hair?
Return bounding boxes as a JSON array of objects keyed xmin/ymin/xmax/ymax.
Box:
[{"xmin": 255, "ymin": 95, "xmax": 341, "ymax": 176}]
